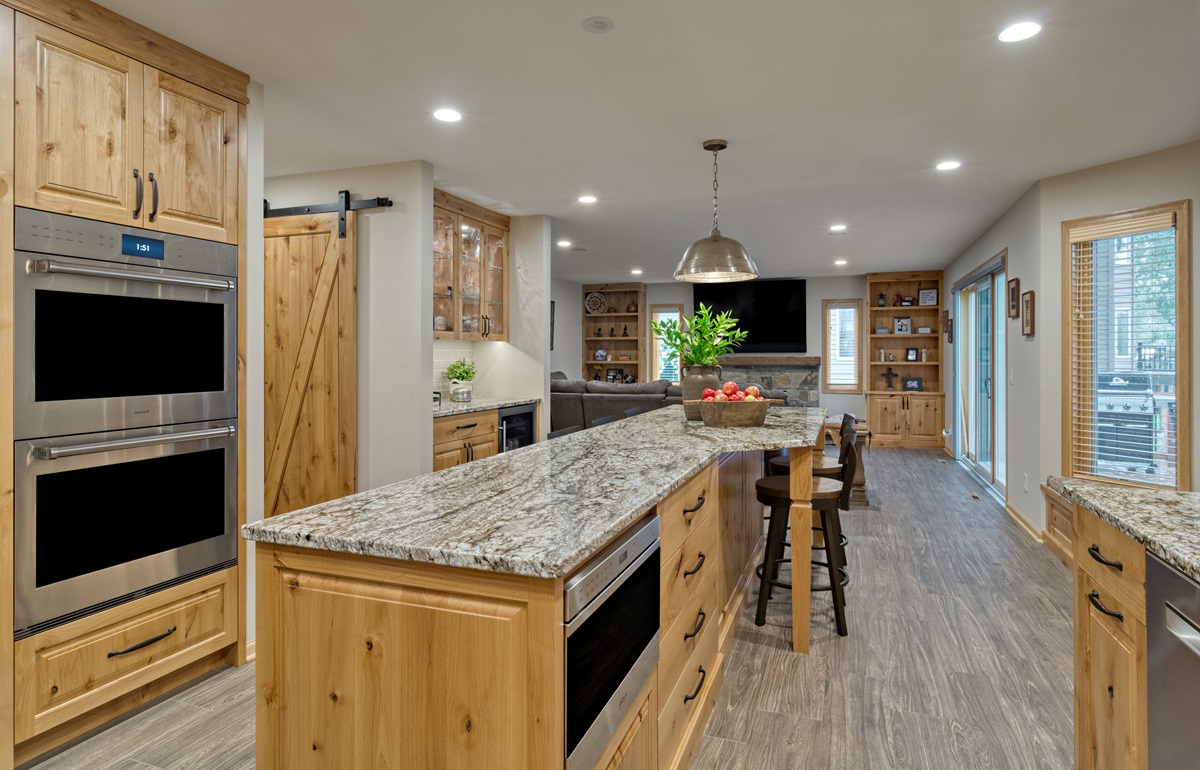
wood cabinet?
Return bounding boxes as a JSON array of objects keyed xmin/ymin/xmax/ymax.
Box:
[
  {"xmin": 1073, "ymin": 505, "xmax": 1148, "ymax": 770},
  {"xmin": 432, "ymin": 190, "xmax": 509, "ymax": 341},
  {"xmin": 583, "ymin": 283, "xmax": 647, "ymax": 382},
  {"xmin": 595, "ymin": 674, "xmax": 656, "ymax": 770},
  {"xmin": 432, "ymin": 409, "xmax": 499, "ymax": 470},
  {"xmin": 15, "ymin": 16, "xmax": 239, "ymax": 243},
  {"xmin": 865, "ymin": 270, "xmax": 945, "ymax": 447}
]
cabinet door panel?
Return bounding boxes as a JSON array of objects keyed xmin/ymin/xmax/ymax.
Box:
[
  {"xmin": 458, "ymin": 217, "xmax": 484, "ymax": 340},
  {"xmin": 15, "ymin": 16, "xmax": 143, "ymax": 224},
  {"xmin": 483, "ymin": 226, "xmax": 508, "ymax": 341},
  {"xmin": 906, "ymin": 395, "xmax": 943, "ymax": 441},
  {"xmin": 433, "ymin": 207, "xmax": 457, "ymax": 339},
  {"xmin": 143, "ymin": 68, "xmax": 238, "ymax": 242},
  {"xmin": 433, "ymin": 442, "xmax": 465, "ymax": 471},
  {"xmin": 869, "ymin": 395, "xmax": 904, "ymax": 439},
  {"xmin": 469, "ymin": 436, "xmax": 498, "ymax": 462}
]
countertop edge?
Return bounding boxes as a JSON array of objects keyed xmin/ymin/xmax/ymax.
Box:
[{"xmin": 433, "ymin": 397, "xmax": 540, "ymax": 418}]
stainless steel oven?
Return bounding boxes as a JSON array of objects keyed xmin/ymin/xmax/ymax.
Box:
[
  {"xmin": 564, "ymin": 515, "xmax": 659, "ymax": 770},
  {"xmin": 13, "ymin": 207, "xmax": 237, "ymax": 439},
  {"xmin": 13, "ymin": 419, "xmax": 238, "ymax": 638}
]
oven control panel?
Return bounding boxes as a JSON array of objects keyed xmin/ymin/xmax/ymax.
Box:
[{"xmin": 564, "ymin": 515, "xmax": 659, "ymax": 623}]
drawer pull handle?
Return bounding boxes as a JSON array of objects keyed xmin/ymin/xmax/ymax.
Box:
[
  {"xmin": 456, "ymin": 423, "xmax": 478, "ymax": 430},
  {"xmin": 107, "ymin": 626, "xmax": 177, "ymax": 658},
  {"xmin": 683, "ymin": 665, "xmax": 707, "ymax": 703},
  {"xmin": 1087, "ymin": 591, "xmax": 1124, "ymax": 622},
  {"xmin": 683, "ymin": 609, "xmax": 707, "ymax": 640},
  {"xmin": 683, "ymin": 551, "xmax": 706, "ymax": 577},
  {"xmin": 683, "ymin": 494, "xmax": 706, "ymax": 515},
  {"xmin": 1087, "ymin": 544, "xmax": 1123, "ymax": 571}
]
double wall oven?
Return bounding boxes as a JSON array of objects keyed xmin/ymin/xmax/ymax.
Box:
[{"xmin": 13, "ymin": 208, "xmax": 238, "ymax": 639}]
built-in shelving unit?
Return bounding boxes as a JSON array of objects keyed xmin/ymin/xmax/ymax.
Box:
[{"xmin": 581, "ymin": 283, "xmax": 646, "ymax": 382}]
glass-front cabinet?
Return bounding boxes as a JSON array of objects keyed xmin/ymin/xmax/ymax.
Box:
[{"xmin": 430, "ymin": 199, "xmax": 509, "ymax": 342}]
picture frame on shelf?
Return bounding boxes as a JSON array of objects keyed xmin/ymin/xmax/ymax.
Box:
[
  {"xmin": 894, "ymin": 317, "xmax": 912, "ymax": 334},
  {"xmin": 1022, "ymin": 290, "xmax": 1035, "ymax": 336},
  {"xmin": 917, "ymin": 326, "xmax": 932, "ymax": 334},
  {"xmin": 905, "ymin": 347, "xmax": 919, "ymax": 362},
  {"xmin": 918, "ymin": 288, "xmax": 938, "ymax": 306},
  {"xmin": 594, "ymin": 348, "xmax": 607, "ymax": 361},
  {"xmin": 875, "ymin": 326, "xmax": 890, "ymax": 334},
  {"xmin": 606, "ymin": 367, "xmax": 624, "ymax": 382},
  {"xmin": 1007, "ymin": 277, "xmax": 1021, "ymax": 319},
  {"xmin": 903, "ymin": 377, "xmax": 923, "ymax": 391}
]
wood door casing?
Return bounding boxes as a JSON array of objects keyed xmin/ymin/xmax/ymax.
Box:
[
  {"xmin": 14, "ymin": 15, "xmax": 143, "ymax": 224},
  {"xmin": 142, "ymin": 67, "xmax": 238, "ymax": 243},
  {"xmin": 264, "ymin": 212, "xmax": 356, "ymax": 518}
]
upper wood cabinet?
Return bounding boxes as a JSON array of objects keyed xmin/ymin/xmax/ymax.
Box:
[
  {"xmin": 432, "ymin": 190, "xmax": 510, "ymax": 342},
  {"xmin": 15, "ymin": 16, "xmax": 239, "ymax": 243}
]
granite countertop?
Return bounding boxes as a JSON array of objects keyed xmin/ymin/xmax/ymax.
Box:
[
  {"xmin": 433, "ymin": 396, "xmax": 540, "ymax": 417},
  {"xmin": 1048, "ymin": 476, "xmax": 1200, "ymax": 582},
  {"xmin": 244, "ymin": 405, "xmax": 825, "ymax": 579}
]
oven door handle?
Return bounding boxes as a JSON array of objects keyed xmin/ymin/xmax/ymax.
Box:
[
  {"xmin": 33, "ymin": 426, "xmax": 236, "ymax": 461},
  {"xmin": 33, "ymin": 259, "xmax": 235, "ymax": 292}
]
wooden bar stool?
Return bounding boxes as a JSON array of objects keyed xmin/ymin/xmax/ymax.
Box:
[
  {"xmin": 769, "ymin": 428, "xmax": 857, "ymax": 478},
  {"xmin": 753, "ymin": 441, "xmax": 857, "ymax": 636}
]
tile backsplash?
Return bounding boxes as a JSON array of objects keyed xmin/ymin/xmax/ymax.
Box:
[{"xmin": 433, "ymin": 340, "xmax": 475, "ymax": 398}]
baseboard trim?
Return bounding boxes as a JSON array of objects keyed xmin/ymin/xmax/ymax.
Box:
[
  {"xmin": 942, "ymin": 446, "xmax": 953, "ymax": 458},
  {"xmin": 1005, "ymin": 504, "xmax": 1043, "ymax": 543},
  {"xmin": 244, "ymin": 638, "xmax": 256, "ymax": 663}
]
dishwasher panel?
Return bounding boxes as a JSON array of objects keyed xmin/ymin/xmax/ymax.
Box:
[{"xmin": 1147, "ymin": 553, "xmax": 1200, "ymax": 769}]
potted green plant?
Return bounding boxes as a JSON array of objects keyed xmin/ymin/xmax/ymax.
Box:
[
  {"xmin": 446, "ymin": 358, "xmax": 477, "ymax": 402},
  {"xmin": 650, "ymin": 303, "xmax": 748, "ymax": 420}
]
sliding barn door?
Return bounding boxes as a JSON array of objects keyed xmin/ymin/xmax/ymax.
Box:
[{"xmin": 264, "ymin": 212, "xmax": 357, "ymax": 517}]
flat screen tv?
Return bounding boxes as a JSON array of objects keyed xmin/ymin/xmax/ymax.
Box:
[{"xmin": 692, "ymin": 279, "xmax": 806, "ymax": 354}]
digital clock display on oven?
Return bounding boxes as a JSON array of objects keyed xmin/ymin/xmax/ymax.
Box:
[{"xmin": 120, "ymin": 234, "xmax": 165, "ymax": 260}]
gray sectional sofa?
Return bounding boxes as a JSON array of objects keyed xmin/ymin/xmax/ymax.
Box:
[{"xmin": 549, "ymin": 372, "xmax": 785, "ymax": 432}]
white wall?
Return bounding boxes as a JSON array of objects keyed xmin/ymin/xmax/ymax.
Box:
[
  {"xmin": 243, "ymin": 81, "xmax": 266, "ymax": 640},
  {"xmin": 942, "ymin": 183, "xmax": 1043, "ymax": 524},
  {"xmin": 264, "ymin": 160, "xmax": 435, "ymax": 488},
  {"xmin": 941, "ymin": 140, "xmax": 1200, "ymax": 531},
  {"xmin": 432, "ymin": 339, "xmax": 474, "ymax": 398},
  {"xmin": 473, "ymin": 216, "xmax": 552, "ymax": 434},
  {"xmin": 550, "ymin": 278, "xmax": 582, "ymax": 377}
]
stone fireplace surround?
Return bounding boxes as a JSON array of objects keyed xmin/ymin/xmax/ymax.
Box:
[{"xmin": 715, "ymin": 355, "xmax": 821, "ymax": 407}]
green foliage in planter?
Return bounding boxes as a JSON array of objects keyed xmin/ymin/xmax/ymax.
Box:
[
  {"xmin": 446, "ymin": 358, "xmax": 476, "ymax": 382},
  {"xmin": 650, "ymin": 303, "xmax": 748, "ymax": 367}
]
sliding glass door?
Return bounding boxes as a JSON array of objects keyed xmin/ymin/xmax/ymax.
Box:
[{"xmin": 956, "ymin": 268, "xmax": 1006, "ymax": 492}]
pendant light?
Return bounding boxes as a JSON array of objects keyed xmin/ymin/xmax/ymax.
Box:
[{"xmin": 673, "ymin": 139, "xmax": 758, "ymax": 283}]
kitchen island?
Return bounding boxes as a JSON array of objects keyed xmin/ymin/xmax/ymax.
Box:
[{"xmin": 244, "ymin": 405, "xmax": 824, "ymax": 770}]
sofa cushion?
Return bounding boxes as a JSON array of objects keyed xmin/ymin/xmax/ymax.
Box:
[
  {"xmin": 667, "ymin": 384, "xmax": 683, "ymax": 398},
  {"xmin": 582, "ymin": 394, "xmax": 666, "ymax": 426},
  {"xmin": 550, "ymin": 370, "xmax": 568, "ymax": 381},
  {"xmin": 550, "ymin": 392, "xmax": 585, "ymax": 432},
  {"xmin": 551, "ymin": 379, "xmax": 587, "ymax": 394},
  {"xmin": 586, "ymin": 379, "xmax": 669, "ymax": 395}
]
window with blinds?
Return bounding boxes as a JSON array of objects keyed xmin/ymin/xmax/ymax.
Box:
[
  {"xmin": 1064, "ymin": 201, "xmax": 1191, "ymax": 489},
  {"xmin": 822, "ymin": 299, "xmax": 862, "ymax": 393}
]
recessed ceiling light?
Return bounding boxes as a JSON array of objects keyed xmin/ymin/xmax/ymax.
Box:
[
  {"xmin": 578, "ymin": 195, "xmax": 597, "ymax": 203},
  {"xmin": 998, "ymin": 22, "xmax": 1041, "ymax": 42},
  {"xmin": 631, "ymin": 269, "xmax": 643, "ymax": 275},
  {"xmin": 557, "ymin": 240, "xmax": 572, "ymax": 247},
  {"xmin": 582, "ymin": 16, "xmax": 615, "ymax": 34},
  {"xmin": 433, "ymin": 108, "xmax": 461, "ymax": 122},
  {"xmin": 936, "ymin": 160, "xmax": 962, "ymax": 171},
  {"xmin": 829, "ymin": 224, "xmax": 847, "ymax": 232},
  {"xmin": 834, "ymin": 259, "xmax": 848, "ymax": 266}
]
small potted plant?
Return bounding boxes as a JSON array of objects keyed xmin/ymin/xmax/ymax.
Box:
[
  {"xmin": 650, "ymin": 303, "xmax": 748, "ymax": 420},
  {"xmin": 446, "ymin": 358, "xmax": 476, "ymax": 402}
]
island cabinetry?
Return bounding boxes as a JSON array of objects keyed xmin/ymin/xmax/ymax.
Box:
[
  {"xmin": 1073, "ymin": 505, "xmax": 1147, "ymax": 770},
  {"xmin": 432, "ymin": 190, "xmax": 509, "ymax": 341},
  {"xmin": 717, "ymin": 451, "xmax": 764, "ymax": 651},
  {"xmin": 594, "ymin": 673, "xmax": 656, "ymax": 770},
  {"xmin": 15, "ymin": 15, "xmax": 239, "ymax": 243},
  {"xmin": 433, "ymin": 409, "xmax": 499, "ymax": 471},
  {"xmin": 256, "ymin": 544, "xmax": 563, "ymax": 770}
]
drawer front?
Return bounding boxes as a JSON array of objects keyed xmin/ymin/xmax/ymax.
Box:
[
  {"xmin": 1074, "ymin": 506, "xmax": 1146, "ymax": 623},
  {"xmin": 659, "ymin": 556, "xmax": 719, "ymax": 703},
  {"xmin": 659, "ymin": 462, "xmax": 718, "ymax": 560},
  {"xmin": 433, "ymin": 410, "xmax": 498, "ymax": 445},
  {"xmin": 14, "ymin": 568, "xmax": 236, "ymax": 740},
  {"xmin": 658, "ymin": 614, "xmax": 720, "ymax": 765},
  {"xmin": 661, "ymin": 511, "xmax": 719, "ymax": 631}
]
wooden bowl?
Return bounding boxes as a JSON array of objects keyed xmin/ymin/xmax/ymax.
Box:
[{"xmin": 687, "ymin": 399, "xmax": 771, "ymax": 427}]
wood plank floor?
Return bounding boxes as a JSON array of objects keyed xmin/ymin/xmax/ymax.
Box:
[{"xmin": 24, "ymin": 448, "xmax": 1072, "ymax": 769}]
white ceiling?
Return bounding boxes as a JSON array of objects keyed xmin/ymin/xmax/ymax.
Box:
[{"xmin": 100, "ymin": 0, "xmax": 1200, "ymax": 284}]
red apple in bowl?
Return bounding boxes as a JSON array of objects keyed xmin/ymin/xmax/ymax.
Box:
[
  {"xmin": 722, "ymin": 381, "xmax": 739, "ymax": 396},
  {"xmin": 702, "ymin": 395, "xmax": 716, "ymax": 402},
  {"xmin": 701, "ymin": 388, "xmax": 717, "ymax": 400},
  {"xmin": 728, "ymin": 392, "xmax": 744, "ymax": 402},
  {"xmin": 744, "ymin": 385, "xmax": 760, "ymax": 399},
  {"xmin": 714, "ymin": 392, "xmax": 729, "ymax": 402}
]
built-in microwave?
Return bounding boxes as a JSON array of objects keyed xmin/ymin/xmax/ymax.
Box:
[{"xmin": 12, "ymin": 207, "xmax": 237, "ymax": 440}]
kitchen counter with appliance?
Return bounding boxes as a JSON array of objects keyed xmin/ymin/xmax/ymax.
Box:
[
  {"xmin": 244, "ymin": 405, "xmax": 824, "ymax": 578},
  {"xmin": 1048, "ymin": 475, "xmax": 1200, "ymax": 582},
  {"xmin": 433, "ymin": 395, "xmax": 541, "ymax": 418}
]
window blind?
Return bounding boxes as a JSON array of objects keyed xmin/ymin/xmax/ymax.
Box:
[
  {"xmin": 822, "ymin": 299, "xmax": 862, "ymax": 393},
  {"xmin": 1066, "ymin": 211, "xmax": 1179, "ymax": 488}
]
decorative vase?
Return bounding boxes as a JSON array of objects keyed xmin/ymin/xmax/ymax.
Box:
[
  {"xmin": 449, "ymin": 379, "xmax": 473, "ymax": 403},
  {"xmin": 681, "ymin": 364, "xmax": 722, "ymax": 421}
]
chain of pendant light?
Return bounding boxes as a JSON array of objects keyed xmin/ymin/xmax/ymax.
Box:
[{"xmin": 711, "ymin": 148, "xmax": 720, "ymax": 232}]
